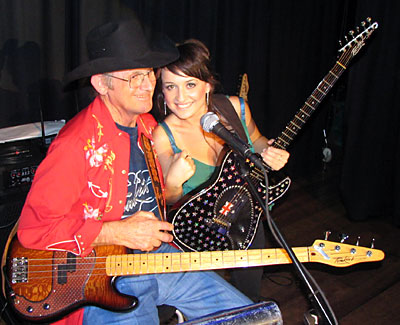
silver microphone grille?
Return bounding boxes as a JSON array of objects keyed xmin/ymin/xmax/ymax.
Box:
[{"xmin": 200, "ymin": 112, "xmax": 219, "ymax": 132}]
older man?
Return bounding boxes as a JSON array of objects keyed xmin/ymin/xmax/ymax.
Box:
[{"xmin": 17, "ymin": 18, "xmax": 251, "ymax": 325}]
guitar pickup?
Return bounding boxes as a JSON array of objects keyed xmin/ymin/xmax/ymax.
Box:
[{"xmin": 57, "ymin": 252, "xmax": 77, "ymax": 285}]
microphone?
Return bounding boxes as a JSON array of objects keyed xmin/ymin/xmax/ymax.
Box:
[{"xmin": 200, "ymin": 112, "xmax": 264, "ymax": 170}]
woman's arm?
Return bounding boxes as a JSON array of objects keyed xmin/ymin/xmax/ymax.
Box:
[
  {"xmin": 228, "ymin": 96, "xmax": 290, "ymax": 170},
  {"xmin": 153, "ymin": 125, "xmax": 196, "ymax": 204}
]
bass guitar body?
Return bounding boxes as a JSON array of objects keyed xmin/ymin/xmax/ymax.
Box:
[{"xmin": 3, "ymin": 236, "xmax": 137, "ymax": 322}]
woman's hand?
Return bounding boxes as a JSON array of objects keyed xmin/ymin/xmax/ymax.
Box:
[
  {"xmin": 163, "ymin": 150, "xmax": 196, "ymax": 203},
  {"xmin": 166, "ymin": 150, "xmax": 196, "ymax": 186},
  {"xmin": 260, "ymin": 139, "xmax": 290, "ymax": 171}
]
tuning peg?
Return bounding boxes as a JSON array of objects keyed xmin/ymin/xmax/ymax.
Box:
[
  {"xmin": 349, "ymin": 30, "xmax": 355, "ymax": 38},
  {"xmin": 338, "ymin": 40, "xmax": 343, "ymax": 47},
  {"xmin": 344, "ymin": 35, "xmax": 349, "ymax": 42},
  {"xmin": 355, "ymin": 236, "xmax": 361, "ymax": 246},
  {"xmin": 361, "ymin": 21, "xmax": 366, "ymax": 28},
  {"xmin": 367, "ymin": 17, "xmax": 372, "ymax": 24},
  {"xmin": 339, "ymin": 233, "xmax": 349, "ymax": 243},
  {"xmin": 324, "ymin": 230, "xmax": 331, "ymax": 240},
  {"xmin": 371, "ymin": 238, "xmax": 375, "ymax": 249},
  {"xmin": 356, "ymin": 26, "xmax": 360, "ymax": 33}
]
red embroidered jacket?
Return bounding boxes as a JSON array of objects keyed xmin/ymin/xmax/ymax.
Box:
[{"xmin": 17, "ymin": 96, "xmax": 165, "ymax": 324}]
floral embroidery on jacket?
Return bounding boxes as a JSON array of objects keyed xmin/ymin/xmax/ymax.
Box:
[
  {"xmin": 84, "ymin": 137, "xmax": 110, "ymax": 168},
  {"xmin": 83, "ymin": 202, "xmax": 101, "ymax": 220}
]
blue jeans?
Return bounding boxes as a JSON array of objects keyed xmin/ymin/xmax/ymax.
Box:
[{"xmin": 83, "ymin": 244, "xmax": 253, "ymax": 324}]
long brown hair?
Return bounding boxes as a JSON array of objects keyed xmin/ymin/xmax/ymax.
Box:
[{"xmin": 154, "ymin": 39, "xmax": 221, "ymax": 120}]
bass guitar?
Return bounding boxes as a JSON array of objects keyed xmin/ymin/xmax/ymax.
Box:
[
  {"xmin": 3, "ymin": 235, "xmax": 384, "ymax": 322},
  {"xmin": 168, "ymin": 18, "xmax": 378, "ymax": 252}
]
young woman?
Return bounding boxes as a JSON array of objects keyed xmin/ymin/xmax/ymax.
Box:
[{"xmin": 153, "ymin": 39, "xmax": 290, "ymax": 301}]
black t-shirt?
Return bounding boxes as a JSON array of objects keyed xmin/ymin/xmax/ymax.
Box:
[{"xmin": 116, "ymin": 123, "xmax": 160, "ymax": 220}]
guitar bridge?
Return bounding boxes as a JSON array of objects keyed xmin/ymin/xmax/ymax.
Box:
[{"xmin": 11, "ymin": 257, "xmax": 28, "ymax": 283}]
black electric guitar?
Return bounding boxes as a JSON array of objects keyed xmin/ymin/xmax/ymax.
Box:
[
  {"xmin": 2, "ymin": 235, "xmax": 384, "ymax": 322},
  {"xmin": 168, "ymin": 19, "xmax": 378, "ymax": 253}
]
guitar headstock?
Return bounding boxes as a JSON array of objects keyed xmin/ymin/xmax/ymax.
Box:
[
  {"xmin": 309, "ymin": 239, "xmax": 385, "ymax": 267},
  {"xmin": 338, "ymin": 17, "xmax": 378, "ymax": 59},
  {"xmin": 237, "ymin": 73, "xmax": 249, "ymax": 102}
]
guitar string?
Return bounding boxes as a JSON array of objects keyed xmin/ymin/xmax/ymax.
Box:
[
  {"xmin": 6, "ymin": 249, "xmax": 322, "ymax": 281},
  {"xmin": 214, "ymin": 181, "xmax": 253, "ymax": 226},
  {"xmin": 271, "ymin": 48, "xmax": 353, "ymax": 150},
  {"xmin": 201, "ymin": 123, "xmax": 258, "ymax": 227}
]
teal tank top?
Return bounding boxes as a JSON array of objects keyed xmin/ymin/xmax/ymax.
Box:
[
  {"xmin": 160, "ymin": 96, "xmax": 253, "ymax": 195},
  {"xmin": 159, "ymin": 122, "xmax": 215, "ymax": 194}
]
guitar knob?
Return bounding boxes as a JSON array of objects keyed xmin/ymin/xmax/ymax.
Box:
[{"xmin": 355, "ymin": 236, "xmax": 361, "ymax": 246}]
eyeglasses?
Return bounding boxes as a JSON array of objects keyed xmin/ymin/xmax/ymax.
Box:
[{"xmin": 104, "ymin": 70, "xmax": 156, "ymax": 89}]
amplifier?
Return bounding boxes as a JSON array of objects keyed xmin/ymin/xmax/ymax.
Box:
[
  {"xmin": 0, "ymin": 137, "xmax": 46, "ymax": 193},
  {"xmin": 0, "ymin": 121, "xmax": 65, "ymax": 226}
]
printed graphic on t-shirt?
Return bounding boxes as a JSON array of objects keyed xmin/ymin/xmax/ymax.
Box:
[
  {"xmin": 122, "ymin": 169, "xmax": 157, "ymax": 218},
  {"xmin": 115, "ymin": 122, "xmax": 160, "ymax": 221}
]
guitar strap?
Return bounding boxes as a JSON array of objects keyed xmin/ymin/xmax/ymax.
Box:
[
  {"xmin": 211, "ymin": 94, "xmax": 248, "ymax": 142},
  {"xmin": 140, "ymin": 134, "xmax": 166, "ymax": 221}
]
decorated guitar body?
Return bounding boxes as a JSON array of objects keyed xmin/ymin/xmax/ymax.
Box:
[
  {"xmin": 168, "ymin": 19, "xmax": 378, "ymax": 253},
  {"xmin": 3, "ymin": 236, "xmax": 384, "ymax": 322},
  {"xmin": 169, "ymin": 148, "xmax": 290, "ymax": 252}
]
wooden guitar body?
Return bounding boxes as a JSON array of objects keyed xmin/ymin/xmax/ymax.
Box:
[{"xmin": 4, "ymin": 236, "xmax": 137, "ymax": 322}]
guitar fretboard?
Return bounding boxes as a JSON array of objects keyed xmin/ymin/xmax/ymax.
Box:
[
  {"xmin": 105, "ymin": 247, "xmax": 310, "ymax": 276},
  {"xmin": 273, "ymin": 50, "xmax": 352, "ymax": 150}
]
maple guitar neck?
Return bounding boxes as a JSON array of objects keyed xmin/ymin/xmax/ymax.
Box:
[
  {"xmin": 107, "ymin": 247, "xmax": 309, "ymax": 275},
  {"xmin": 105, "ymin": 240, "xmax": 384, "ymax": 276}
]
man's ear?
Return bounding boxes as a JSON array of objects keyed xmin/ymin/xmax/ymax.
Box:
[{"xmin": 91, "ymin": 74, "xmax": 108, "ymax": 95}]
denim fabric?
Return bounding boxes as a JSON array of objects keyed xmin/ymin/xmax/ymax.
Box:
[{"xmin": 83, "ymin": 244, "xmax": 253, "ymax": 324}]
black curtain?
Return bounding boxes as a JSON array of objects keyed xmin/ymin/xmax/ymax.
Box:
[
  {"xmin": 1, "ymin": 0, "xmax": 398, "ymax": 224},
  {"xmin": 340, "ymin": 0, "xmax": 400, "ymax": 225}
]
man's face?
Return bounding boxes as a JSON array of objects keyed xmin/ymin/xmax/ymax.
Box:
[{"xmin": 103, "ymin": 68, "xmax": 156, "ymax": 127}]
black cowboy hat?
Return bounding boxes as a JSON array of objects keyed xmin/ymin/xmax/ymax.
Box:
[{"xmin": 63, "ymin": 18, "xmax": 179, "ymax": 86}]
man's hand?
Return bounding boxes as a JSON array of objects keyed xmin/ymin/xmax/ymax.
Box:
[{"xmin": 94, "ymin": 211, "xmax": 174, "ymax": 251}]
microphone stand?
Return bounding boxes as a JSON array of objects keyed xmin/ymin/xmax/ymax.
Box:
[{"xmin": 233, "ymin": 152, "xmax": 338, "ymax": 325}]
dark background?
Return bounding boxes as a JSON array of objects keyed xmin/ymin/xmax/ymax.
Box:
[{"xmin": 0, "ymin": 0, "xmax": 399, "ymax": 226}]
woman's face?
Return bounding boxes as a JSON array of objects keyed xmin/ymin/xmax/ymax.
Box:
[{"xmin": 161, "ymin": 68, "xmax": 211, "ymax": 120}]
